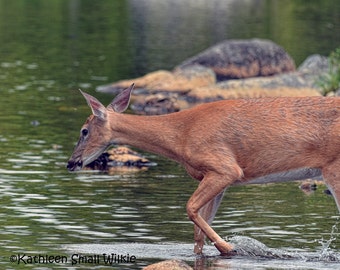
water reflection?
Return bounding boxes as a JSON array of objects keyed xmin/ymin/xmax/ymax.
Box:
[
  {"xmin": 2, "ymin": 149, "xmax": 340, "ymax": 255},
  {"xmin": 1, "ymin": 124, "xmax": 339, "ymax": 269}
]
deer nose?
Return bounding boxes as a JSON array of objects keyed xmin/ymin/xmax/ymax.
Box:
[
  {"xmin": 66, "ymin": 160, "xmax": 75, "ymax": 171},
  {"xmin": 66, "ymin": 160, "xmax": 83, "ymax": 171}
]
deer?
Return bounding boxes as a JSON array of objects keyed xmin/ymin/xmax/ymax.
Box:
[{"xmin": 67, "ymin": 83, "xmax": 340, "ymax": 255}]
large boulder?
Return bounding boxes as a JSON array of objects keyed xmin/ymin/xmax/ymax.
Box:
[{"xmin": 175, "ymin": 39, "xmax": 296, "ymax": 80}]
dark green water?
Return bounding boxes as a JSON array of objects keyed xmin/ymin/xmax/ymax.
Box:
[{"xmin": 0, "ymin": 1, "xmax": 339, "ymax": 269}]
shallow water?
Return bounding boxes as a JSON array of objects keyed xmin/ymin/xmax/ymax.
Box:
[
  {"xmin": 2, "ymin": 155, "xmax": 340, "ymax": 269},
  {"xmin": 0, "ymin": 1, "xmax": 339, "ymax": 269},
  {"xmin": 63, "ymin": 235, "xmax": 340, "ymax": 269}
]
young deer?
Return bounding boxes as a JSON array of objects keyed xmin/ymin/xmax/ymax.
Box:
[{"xmin": 67, "ymin": 84, "xmax": 340, "ymax": 255}]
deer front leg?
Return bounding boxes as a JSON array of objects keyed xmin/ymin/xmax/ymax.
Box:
[
  {"xmin": 187, "ymin": 171, "xmax": 238, "ymax": 255},
  {"xmin": 194, "ymin": 189, "xmax": 226, "ymax": 254}
]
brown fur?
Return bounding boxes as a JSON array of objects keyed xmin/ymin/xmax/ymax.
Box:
[{"xmin": 68, "ymin": 87, "xmax": 340, "ymax": 255}]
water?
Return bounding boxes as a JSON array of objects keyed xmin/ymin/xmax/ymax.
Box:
[{"xmin": 0, "ymin": 0, "xmax": 339, "ymax": 269}]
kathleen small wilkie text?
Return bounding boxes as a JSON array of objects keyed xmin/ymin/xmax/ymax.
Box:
[{"xmin": 10, "ymin": 253, "xmax": 136, "ymax": 266}]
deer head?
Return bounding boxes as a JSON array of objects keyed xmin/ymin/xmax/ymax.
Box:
[{"xmin": 67, "ymin": 84, "xmax": 134, "ymax": 171}]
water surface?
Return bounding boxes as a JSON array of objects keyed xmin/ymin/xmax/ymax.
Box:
[{"xmin": 0, "ymin": 1, "xmax": 339, "ymax": 269}]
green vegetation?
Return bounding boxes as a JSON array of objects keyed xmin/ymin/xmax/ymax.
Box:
[{"xmin": 319, "ymin": 48, "xmax": 340, "ymax": 95}]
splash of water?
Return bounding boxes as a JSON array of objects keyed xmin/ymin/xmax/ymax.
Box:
[
  {"xmin": 311, "ymin": 223, "xmax": 340, "ymax": 262},
  {"xmin": 228, "ymin": 223, "xmax": 340, "ymax": 262}
]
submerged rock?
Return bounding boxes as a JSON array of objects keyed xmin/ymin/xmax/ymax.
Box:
[
  {"xmin": 143, "ymin": 259, "xmax": 193, "ymax": 270},
  {"xmin": 85, "ymin": 146, "xmax": 157, "ymax": 172}
]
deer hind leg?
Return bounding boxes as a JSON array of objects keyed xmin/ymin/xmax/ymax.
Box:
[
  {"xmin": 194, "ymin": 189, "xmax": 226, "ymax": 254},
  {"xmin": 322, "ymin": 158, "xmax": 340, "ymax": 212},
  {"xmin": 187, "ymin": 170, "xmax": 240, "ymax": 255}
]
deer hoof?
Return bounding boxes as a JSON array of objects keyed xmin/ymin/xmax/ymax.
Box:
[
  {"xmin": 215, "ymin": 240, "xmax": 235, "ymax": 256},
  {"xmin": 194, "ymin": 242, "xmax": 204, "ymax": 254}
]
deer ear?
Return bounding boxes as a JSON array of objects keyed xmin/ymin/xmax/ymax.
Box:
[
  {"xmin": 80, "ymin": 90, "xmax": 107, "ymax": 120},
  {"xmin": 109, "ymin": 83, "xmax": 134, "ymax": 113}
]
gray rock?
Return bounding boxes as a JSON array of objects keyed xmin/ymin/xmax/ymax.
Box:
[
  {"xmin": 298, "ymin": 54, "xmax": 329, "ymax": 74},
  {"xmin": 297, "ymin": 54, "xmax": 330, "ymax": 89},
  {"xmin": 176, "ymin": 39, "xmax": 296, "ymax": 80}
]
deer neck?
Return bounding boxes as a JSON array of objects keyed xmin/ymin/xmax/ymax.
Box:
[{"xmin": 111, "ymin": 112, "xmax": 184, "ymax": 163}]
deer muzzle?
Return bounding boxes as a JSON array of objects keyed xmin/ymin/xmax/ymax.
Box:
[{"xmin": 66, "ymin": 159, "xmax": 83, "ymax": 171}]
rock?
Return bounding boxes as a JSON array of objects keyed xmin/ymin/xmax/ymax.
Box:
[
  {"xmin": 187, "ymin": 72, "xmax": 321, "ymax": 103},
  {"xmin": 298, "ymin": 54, "xmax": 329, "ymax": 74},
  {"xmin": 85, "ymin": 146, "xmax": 157, "ymax": 172},
  {"xmin": 154, "ymin": 65, "xmax": 215, "ymax": 92},
  {"xmin": 176, "ymin": 39, "xmax": 296, "ymax": 80},
  {"xmin": 297, "ymin": 54, "xmax": 330, "ymax": 89},
  {"xmin": 96, "ymin": 40, "xmax": 327, "ymax": 113},
  {"xmin": 186, "ymin": 55, "xmax": 329, "ymax": 103},
  {"xmin": 97, "ymin": 39, "xmax": 295, "ymax": 94},
  {"xmin": 97, "ymin": 70, "xmax": 174, "ymax": 94},
  {"xmin": 131, "ymin": 93, "xmax": 181, "ymax": 115},
  {"xmin": 107, "ymin": 146, "xmax": 153, "ymax": 165},
  {"xmin": 299, "ymin": 180, "xmax": 328, "ymax": 196},
  {"xmin": 299, "ymin": 180, "xmax": 318, "ymax": 195},
  {"xmin": 187, "ymin": 85, "xmax": 320, "ymax": 103},
  {"xmin": 143, "ymin": 259, "xmax": 193, "ymax": 270},
  {"xmin": 98, "ymin": 66, "xmax": 215, "ymax": 95}
]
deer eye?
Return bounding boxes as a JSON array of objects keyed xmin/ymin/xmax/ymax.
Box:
[{"xmin": 81, "ymin": 128, "xmax": 89, "ymax": 137}]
